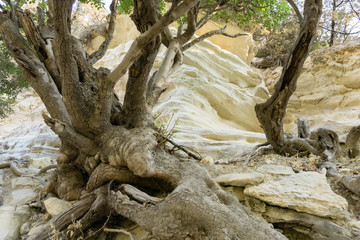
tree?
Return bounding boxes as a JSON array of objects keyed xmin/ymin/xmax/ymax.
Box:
[
  {"xmin": 254, "ymin": 0, "xmax": 348, "ymax": 164},
  {"xmin": 0, "ymin": 0, "xmax": 316, "ymax": 239}
]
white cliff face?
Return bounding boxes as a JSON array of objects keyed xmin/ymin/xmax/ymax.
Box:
[
  {"xmin": 95, "ymin": 33, "xmax": 269, "ymax": 159},
  {"xmin": 0, "ymin": 90, "xmax": 60, "ymax": 161}
]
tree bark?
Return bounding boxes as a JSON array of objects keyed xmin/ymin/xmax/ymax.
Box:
[
  {"xmin": 255, "ymin": 0, "xmax": 323, "ymax": 155},
  {"xmin": 2, "ymin": 1, "xmax": 296, "ymax": 239}
]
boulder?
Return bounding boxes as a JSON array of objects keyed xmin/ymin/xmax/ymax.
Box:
[{"xmin": 244, "ymin": 171, "xmax": 348, "ymax": 219}]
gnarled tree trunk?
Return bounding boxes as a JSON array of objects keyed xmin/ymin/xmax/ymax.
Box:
[
  {"xmin": 255, "ymin": 0, "xmax": 326, "ymax": 156},
  {"xmin": 1, "ymin": 0, "xmax": 288, "ymax": 239}
]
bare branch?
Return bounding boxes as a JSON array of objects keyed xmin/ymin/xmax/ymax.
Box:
[
  {"xmin": 147, "ymin": 40, "xmax": 182, "ymax": 104},
  {"xmin": 286, "ymin": 0, "xmax": 303, "ymax": 24},
  {"xmin": 181, "ymin": 26, "xmax": 248, "ymax": 52},
  {"xmin": 178, "ymin": 5, "xmax": 198, "ymax": 44},
  {"xmin": 42, "ymin": 112, "xmax": 100, "ymax": 155},
  {"xmin": 88, "ymin": 0, "xmax": 118, "ymax": 65},
  {"xmin": 319, "ymin": 25, "xmax": 360, "ymax": 35},
  {"xmin": 108, "ymin": 0, "xmax": 201, "ymax": 85}
]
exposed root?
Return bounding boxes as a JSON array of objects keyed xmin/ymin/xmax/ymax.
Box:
[
  {"xmin": 117, "ymin": 184, "xmax": 162, "ymax": 204},
  {"xmin": 37, "ymin": 164, "xmax": 57, "ymax": 175},
  {"xmin": 27, "ymin": 193, "xmax": 97, "ymax": 240},
  {"xmin": 340, "ymin": 175, "xmax": 360, "ymax": 196},
  {"xmin": 47, "ymin": 164, "xmax": 86, "ymax": 200},
  {"xmin": 10, "ymin": 160, "xmax": 27, "ymax": 176},
  {"xmin": 0, "ymin": 162, "xmax": 10, "ymax": 169},
  {"xmin": 85, "ymin": 164, "xmax": 172, "ymax": 193},
  {"xmin": 103, "ymin": 228, "xmax": 135, "ymax": 239}
]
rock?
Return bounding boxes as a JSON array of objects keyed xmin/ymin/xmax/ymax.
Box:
[
  {"xmin": 195, "ymin": 20, "xmax": 257, "ymax": 65},
  {"xmin": 244, "ymin": 171, "xmax": 348, "ymax": 219},
  {"xmin": 4, "ymin": 189, "xmax": 37, "ymax": 206},
  {"xmin": 20, "ymin": 222, "xmax": 31, "ymax": 235},
  {"xmin": 200, "ymin": 156, "xmax": 215, "ymax": 165},
  {"xmin": 245, "ymin": 196, "xmax": 267, "ymax": 213},
  {"xmin": 0, "ymin": 205, "xmax": 31, "ymax": 240},
  {"xmin": 29, "ymin": 157, "xmax": 53, "ymax": 169},
  {"xmin": 256, "ymin": 165, "xmax": 294, "ymax": 177},
  {"xmin": 43, "ymin": 197, "xmax": 72, "ymax": 217},
  {"xmin": 0, "ymin": 169, "xmax": 3, "ymax": 185},
  {"xmin": 260, "ymin": 40, "xmax": 360, "ymax": 137},
  {"xmin": 11, "ymin": 177, "xmax": 41, "ymax": 189},
  {"xmin": 222, "ymin": 186, "xmax": 245, "ymax": 201},
  {"xmin": 216, "ymin": 172, "xmax": 264, "ymax": 187},
  {"xmin": 264, "ymin": 205, "xmax": 352, "ymax": 240},
  {"xmin": 113, "ymin": 225, "xmax": 151, "ymax": 240},
  {"xmin": 95, "ymin": 33, "xmax": 269, "ymax": 159}
]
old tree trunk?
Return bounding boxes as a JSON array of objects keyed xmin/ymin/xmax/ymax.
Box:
[
  {"xmin": 255, "ymin": 0, "xmax": 340, "ymax": 159},
  {"xmin": 0, "ymin": 0, "xmax": 324, "ymax": 239}
]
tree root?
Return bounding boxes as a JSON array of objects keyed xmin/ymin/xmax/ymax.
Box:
[
  {"xmin": 27, "ymin": 186, "xmax": 109, "ymax": 240},
  {"xmin": 85, "ymin": 163, "xmax": 173, "ymax": 193},
  {"xmin": 243, "ymin": 142, "xmax": 271, "ymax": 166},
  {"xmin": 37, "ymin": 164, "xmax": 57, "ymax": 175}
]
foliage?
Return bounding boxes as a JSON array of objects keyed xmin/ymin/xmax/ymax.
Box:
[
  {"xmin": 209, "ymin": 0, "xmax": 291, "ymax": 30},
  {"xmin": 253, "ymin": 16, "xmax": 299, "ymax": 68},
  {"xmin": 114, "ymin": 0, "xmax": 290, "ymax": 30},
  {"xmin": 79, "ymin": 0, "xmax": 105, "ymax": 10},
  {"xmin": 0, "ymin": 41, "xmax": 28, "ymax": 117}
]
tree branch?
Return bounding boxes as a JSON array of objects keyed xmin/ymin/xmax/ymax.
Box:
[
  {"xmin": 147, "ymin": 40, "xmax": 181, "ymax": 104},
  {"xmin": 181, "ymin": 26, "xmax": 248, "ymax": 52},
  {"xmin": 0, "ymin": 12, "xmax": 71, "ymax": 124},
  {"xmin": 88, "ymin": 0, "xmax": 118, "ymax": 65},
  {"xmin": 108, "ymin": 0, "xmax": 201, "ymax": 85},
  {"xmin": 178, "ymin": 5, "xmax": 198, "ymax": 44},
  {"xmin": 42, "ymin": 112, "xmax": 100, "ymax": 155},
  {"xmin": 286, "ymin": 0, "xmax": 303, "ymax": 24}
]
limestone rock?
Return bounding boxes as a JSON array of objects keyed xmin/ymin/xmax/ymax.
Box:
[
  {"xmin": 29, "ymin": 157, "xmax": 53, "ymax": 169},
  {"xmin": 43, "ymin": 197, "xmax": 72, "ymax": 217},
  {"xmin": 0, "ymin": 205, "xmax": 31, "ymax": 240},
  {"xmin": 95, "ymin": 33, "xmax": 269, "ymax": 159},
  {"xmin": 4, "ymin": 189, "xmax": 37, "ymax": 206},
  {"xmin": 256, "ymin": 164, "xmax": 294, "ymax": 177},
  {"xmin": 264, "ymin": 205, "xmax": 352, "ymax": 240},
  {"xmin": 222, "ymin": 186, "xmax": 245, "ymax": 201},
  {"xmin": 244, "ymin": 171, "xmax": 348, "ymax": 219},
  {"xmin": 195, "ymin": 21, "xmax": 257, "ymax": 65},
  {"xmin": 11, "ymin": 177, "xmax": 41, "ymax": 189},
  {"xmin": 216, "ymin": 172, "xmax": 264, "ymax": 187}
]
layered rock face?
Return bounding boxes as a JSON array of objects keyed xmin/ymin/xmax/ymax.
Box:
[
  {"xmin": 95, "ymin": 31, "xmax": 269, "ymax": 160},
  {"xmin": 261, "ymin": 40, "xmax": 360, "ymax": 140}
]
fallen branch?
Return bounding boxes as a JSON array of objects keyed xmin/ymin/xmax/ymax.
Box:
[{"xmin": 243, "ymin": 142, "xmax": 271, "ymax": 166}]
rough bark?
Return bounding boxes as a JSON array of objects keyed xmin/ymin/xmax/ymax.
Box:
[
  {"xmin": 345, "ymin": 125, "xmax": 360, "ymax": 157},
  {"xmin": 2, "ymin": 1, "xmax": 294, "ymax": 239},
  {"xmin": 255, "ymin": 0, "xmax": 323, "ymax": 156}
]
